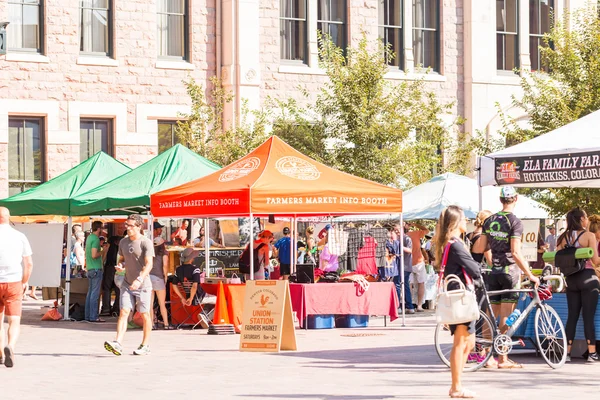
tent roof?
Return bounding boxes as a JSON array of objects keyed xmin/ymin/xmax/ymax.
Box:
[
  {"xmin": 403, "ymin": 173, "xmax": 550, "ymax": 220},
  {"xmin": 480, "ymin": 110, "xmax": 600, "ymax": 188},
  {"xmin": 0, "ymin": 152, "xmax": 131, "ymax": 216},
  {"xmin": 150, "ymin": 136, "xmax": 403, "ymax": 217},
  {"xmin": 70, "ymin": 144, "xmax": 220, "ymax": 216}
]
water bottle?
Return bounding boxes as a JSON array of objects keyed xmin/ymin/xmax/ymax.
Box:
[{"xmin": 505, "ymin": 309, "xmax": 521, "ymax": 327}]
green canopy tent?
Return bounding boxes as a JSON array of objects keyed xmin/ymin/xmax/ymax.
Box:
[
  {"xmin": 0, "ymin": 151, "xmax": 131, "ymax": 216},
  {"xmin": 0, "ymin": 151, "xmax": 132, "ymax": 320},
  {"xmin": 70, "ymin": 144, "xmax": 220, "ymax": 216}
]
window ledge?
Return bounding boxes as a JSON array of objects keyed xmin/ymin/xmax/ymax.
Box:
[
  {"xmin": 5, "ymin": 52, "xmax": 49, "ymax": 63},
  {"xmin": 385, "ymin": 70, "xmax": 447, "ymax": 82},
  {"xmin": 77, "ymin": 56, "xmax": 119, "ymax": 67},
  {"xmin": 155, "ymin": 60, "xmax": 195, "ymax": 70},
  {"xmin": 278, "ymin": 64, "xmax": 325, "ymax": 75}
]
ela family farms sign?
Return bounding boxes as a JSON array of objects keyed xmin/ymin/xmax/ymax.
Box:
[{"xmin": 495, "ymin": 151, "xmax": 600, "ymax": 185}]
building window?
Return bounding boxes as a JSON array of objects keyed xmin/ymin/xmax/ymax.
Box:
[
  {"xmin": 317, "ymin": 0, "xmax": 347, "ymax": 51},
  {"xmin": 157, "ymin": 0, "xmax": 188, "ymax": 59},
  {"xmin": 8, "ymin": 118, "xmax": 44, "ymax": 196},
  {"xmin": 80, "ymin": 119, "xmax": 112, "ymax": 162},
  {"xmin": 497, "ymin": 0, "xmax": 519, "ymax": 71},
  {"xmin": 413, "ymin": 0, "xmax": 439, "ymax": 72},
  {"xmin": 378, "ymin": 0, "xmax": 403, "ymax": 69},
  {"xmin": 7, "ymin": 0, "xmax": 43, "ymax": 53},
  {"xmin": 80, "ymin": 0, "xmax": 112, "ymax": 56},
  {"xmin": 529, "ymin": 0, "xmax": 553, "ymax": 72},
  {"xmin": 157, "ymin": 121, "xmax": 183, "ymax": 154},
  {"xmin": 280, "ymin": 0, "xmax": 307, "ymax": 63}
]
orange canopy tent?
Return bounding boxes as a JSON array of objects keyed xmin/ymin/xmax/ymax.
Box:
[{"xmin": 150, "ymin": 136, "xmax": 403, "ymax": 217}]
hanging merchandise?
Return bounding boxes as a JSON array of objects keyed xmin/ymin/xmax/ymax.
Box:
[
  {"xmin": 328, "ymin": 227, "xmax": 349, "ymax": 256},
  {"xmin": 356, "ymin": 235, "xmax": 377, "ymax": 276},
  {"xmin": 319, "ymin": 244, "xmax": 339, "ymax": 272},
  {"xmin": 370, "ymin": 226, "xmax": 388, "ymax": 268},
  {"xmin": 344, "ymin": 225, "xmax": 364, "ymax": 271}
]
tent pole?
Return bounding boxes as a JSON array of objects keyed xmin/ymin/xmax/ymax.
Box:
[
  {"xmin": 148, "ymin": 212, "xmax": 154, "ymax": 242},
  {"xmin": 249, "ymin": 214, "xmax": 254, "ymax": 280},
  {"xmin": 293, "ymin": 215, "xmax": 298, "ymax": 274},
  {"xmin": 477, "ymin": 156, "xmax": 483, "ymax": 211},
  {"xmin": 399, "ymin": 213, "xmax": 405, "ymax": 327},
  {"xmin": 204, "ymin": 219, "xmax": 210, "ymax": 278},
  {"xmin": 63, "ymin": 216, "xmax": 72, "ymax": 321}
]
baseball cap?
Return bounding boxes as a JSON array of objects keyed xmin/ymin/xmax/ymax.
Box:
[
  {"xmin": 500, "ymin": 186, "xmax": 517, "ymax": 198},
  {"xmin": 283, "ymin": 227, "xmax": 290, "ymax": 235},
  {"xmin": 153, "ymin": 237, "xmax": 165, "ymax": 246},
  {"xmin": 180, "ymin": 248, "xmax": 199, "ymax": 263},
  {"xmin": 153, "ymin": 221, "xmax": 164, "ymax": 229}
]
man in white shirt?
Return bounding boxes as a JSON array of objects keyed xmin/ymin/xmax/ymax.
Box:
[
  {"xmin": 545, "ymin": 226, "xmax": 557, "ymax": 252},
  {"xmin": 0, "ymin": 207, "xmax": 33, "ymax": 368}
]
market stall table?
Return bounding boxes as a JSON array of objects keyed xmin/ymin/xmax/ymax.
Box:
[{"xmin": 289, "ymin": 282, "xmax": 400, "ymax": 328}]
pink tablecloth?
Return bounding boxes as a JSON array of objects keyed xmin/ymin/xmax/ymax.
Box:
[{"xmin": 289, "ymin": 282, "xmax": 399, "ymax": 328}]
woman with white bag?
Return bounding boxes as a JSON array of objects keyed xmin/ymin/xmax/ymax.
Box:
[{"xmin": 434, "ymin": 206, "xmax": 482, "ymax": 399}]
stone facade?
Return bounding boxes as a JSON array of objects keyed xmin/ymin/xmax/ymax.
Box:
[
  {"xmin": 0, "ymin": 0, "xmax": 588, "ymax": 200},
  {"xmin": 0, "ymin": 0, "xmax": 216, "ymax": 199},
  {"xmin": 259, "ymin": 0, "xmax": 464, "ymax": 122}
]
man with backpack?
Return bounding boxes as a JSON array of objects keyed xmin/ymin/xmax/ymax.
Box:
[
  {"xmin": 239, "ymin": 230, "xmax": 273, "ymax": 280},
  {"xmin": 480, "ymin": 186, "xmax": 539, "ymax": 369}
]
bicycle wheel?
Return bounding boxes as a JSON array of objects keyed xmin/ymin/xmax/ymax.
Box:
[
  {"xmin": 434, "ymin": 311, "xmax": 495, "ymax": 372},
  {"xmin": 534, "ymin": 305, "xmax": 567, "ymax": 369}
]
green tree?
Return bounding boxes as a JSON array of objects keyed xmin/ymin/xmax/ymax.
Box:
[
  {"xmin": 175, "ymin": 76, "xmax": 269, "ymax": 167},
  {"xmin": 271, "ymin": 33, "xmax": 469, "ymax": 187},
  {"xmin": 493, "ymin": 6, "xmax": 600, "ymax": 216}
]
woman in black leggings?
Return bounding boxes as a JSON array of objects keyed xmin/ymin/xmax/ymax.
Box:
[{"xmin": 556, "ymin": 208, "xmax": 600, "ymax": 362}]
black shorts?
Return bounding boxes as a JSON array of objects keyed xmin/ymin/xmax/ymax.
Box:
[
  {"xmin": 488, "ymin": 272, "xmax": 520, "ymax": 304},
  {"xmin": 279, "ymin": 263, "xmax": 291, "ymax": 276},
  {"xmin": 449, "ymin": 320, "xmax": 476, "ymax": 335}
]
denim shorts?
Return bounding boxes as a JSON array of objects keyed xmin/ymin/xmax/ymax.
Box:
[
  {"xmin": 149, "ymin": 274, "xmax": 166, "ymax": 291},
  {"xmin": 120, "ymin": 285, "xmax": 152, "ymax": 313}
]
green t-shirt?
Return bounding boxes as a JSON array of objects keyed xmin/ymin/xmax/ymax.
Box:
[{"xmin": 85, "ymin": 233, "xmax": 102, "ymax": 270}]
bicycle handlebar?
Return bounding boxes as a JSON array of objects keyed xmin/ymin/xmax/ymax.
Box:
[{"xmin": 541, "ymin": 274, "xmax": 565, "ymax": 292}]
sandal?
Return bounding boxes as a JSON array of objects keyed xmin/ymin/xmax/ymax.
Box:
[
  {"xmin": 497, "ymin": 360, "xmax": 523, "ymax": 369},
  {"xmin": 164, "ymin": 325, "xmax": 176, "ymax": 330},
  {"xmin": 484, "ymin": 357, "xmax": 498, "ymax": 368},
  {"xmin": 89, "ymin": 318, "xmax": 106, "ymax": 323},
  {"xmin": 449, "ymin": 388, "xmax": 476, "ymax": 398}
]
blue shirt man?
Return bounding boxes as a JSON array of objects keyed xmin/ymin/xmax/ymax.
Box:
[{"xmin": 274, "ymin": 227, "xmax": 292, "ymax": 278}]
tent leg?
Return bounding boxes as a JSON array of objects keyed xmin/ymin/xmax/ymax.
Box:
[
  {"xmin": 204, "ymin": 219, "xmax": 210, "ymax": 278},
  {"xmin": 63, "ymin": 217, "xmax": 72, "ymax": 321},
  {"xmin": 293, "ymin": 215, "xmax": 298, "ymax": 274},
  {"xmin": 400, "ymin": 213, "xmax": 405, "ymax": 327},
  {"xmin": 249, "ymin": 214, "xmax": 254, "ymax": 281},
  {"xmin": 148, "ymin": 212, "xmax": 154, "ymax": 242}
]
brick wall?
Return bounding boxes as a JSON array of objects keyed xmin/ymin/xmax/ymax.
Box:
[
  {"xmin": 0, "ymin": 0, "xmax": 216, "ymax": 189},
  {"xmin": 259, "ymin": 0, "xmax": 464, "ymax": 123}
]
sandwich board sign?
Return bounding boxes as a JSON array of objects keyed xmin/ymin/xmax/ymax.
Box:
[{"xmin": 239, "ymin": 280, "xmax": 297, "ymax": 352}]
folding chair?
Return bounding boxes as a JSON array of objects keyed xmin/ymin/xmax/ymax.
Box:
[{"xmin": 192, "ymin": 294, "xmax": 217, "ymax": 330}]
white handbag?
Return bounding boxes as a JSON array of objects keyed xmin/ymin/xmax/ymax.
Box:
[
  {"xmin": 435, "ymin": 274, "xmax": 479, "ymax": 324},
  {"xmin": 434, "ymin": 240, "xmax": 479, "ymax": 325}
]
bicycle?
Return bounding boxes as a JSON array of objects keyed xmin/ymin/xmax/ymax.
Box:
[{"xmin": 434, "ymin": 274, "xmax": 567, "ymax": 371}]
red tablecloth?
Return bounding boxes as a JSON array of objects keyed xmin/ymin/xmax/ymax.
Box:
[{"xmin": 289, "ymin": 282, "xmax": 399, "ymax": 328}]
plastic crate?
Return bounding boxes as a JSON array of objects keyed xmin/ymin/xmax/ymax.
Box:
[
  {"xmin": 335, "ymin": 314, "xmax": 369, "ymax": 328},
  {"xmin": 307, "ymin": 314, "xmax": 335, "ymax": 329}
]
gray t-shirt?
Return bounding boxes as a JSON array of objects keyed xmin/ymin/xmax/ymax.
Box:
[
  {"xmin": 118, "ymin": 235, "xmax": 155, "ymax": 288},
  {"xmin": 150, "ymin": 244, "xmax": 167, "ymax": 278}
]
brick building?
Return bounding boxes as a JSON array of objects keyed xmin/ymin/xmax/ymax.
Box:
[{"xmin": 0, "ymin": 0, "xmax": 585, "ymax": 199}]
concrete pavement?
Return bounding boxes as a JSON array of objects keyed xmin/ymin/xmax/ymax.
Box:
[{"xmin": 1, "ymin": 297, "xmax": 598, "ymax": 400}]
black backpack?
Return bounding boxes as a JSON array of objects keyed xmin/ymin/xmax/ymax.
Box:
[
  {"xmin": 555, "ymin": 231, "xmax": 587, "ymax": 277},
  {"xmin": 239, "ymin": 243, "xmax": 266, "ymax": 274}
]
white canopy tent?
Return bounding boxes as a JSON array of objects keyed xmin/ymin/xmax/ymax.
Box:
[
  {"xmin": 402, "ymin": 173, "xmax": 550, "ymax": 220},
  {"xmin": 479, "ymin": 110, "xmax": 600, "ymax": 188}
]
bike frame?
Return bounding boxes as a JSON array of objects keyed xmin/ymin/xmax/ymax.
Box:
[{"xmin": 479, "ymin": 285, "xmax": 541, "ymax": 338}]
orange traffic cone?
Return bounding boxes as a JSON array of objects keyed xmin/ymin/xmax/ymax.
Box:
[{"xmin": 212, "ymin": 281, "xmax": 231, "ymax": 325}]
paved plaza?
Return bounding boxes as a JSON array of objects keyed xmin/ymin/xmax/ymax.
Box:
[{"xmin": 1, "ymin": 297, "xmax": 598, "ymax": 399}]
